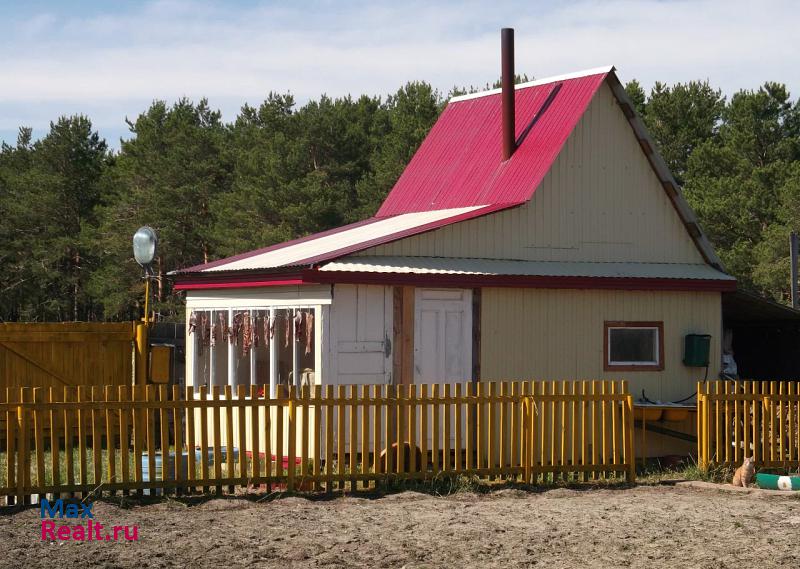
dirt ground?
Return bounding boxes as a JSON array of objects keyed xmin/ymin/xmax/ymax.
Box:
[{"xmin": 2, "ymin": 483, "xmax": 799, "ymax": 568}]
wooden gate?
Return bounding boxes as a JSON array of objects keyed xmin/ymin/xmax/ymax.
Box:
[{"xmin": 0, "ymin": 322, "xmax": 135, "ymax": 392}]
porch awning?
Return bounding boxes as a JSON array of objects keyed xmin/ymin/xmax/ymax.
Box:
[{"xmin": 172, "ymin": 205, "xmax": 510, "ymax": 275}]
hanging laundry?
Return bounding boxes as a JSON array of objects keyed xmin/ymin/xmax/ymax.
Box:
[
  {"xmin": 210, "ymin": 314, "xmax": 216, "ymax": 348},
  {"xmin": 305, "ymin": 311, "xmax": 314, "ymax": 355},
  {"xmin": 284, "ymin": 310, "xmax": 292, "ymax": 348},
  {"xmin": 264, "ymin": 313, "xmax": 271, "ymax": 343},
  {"xmin": 269, "ymin": 313, "xmax": 276, "ymax": 339}
]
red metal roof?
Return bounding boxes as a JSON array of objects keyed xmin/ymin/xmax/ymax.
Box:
[
  {"xmin": 376, "ymin": 68, "xmax": 609, "ymax": 217},
  {"xmin": 173, "ymin": 65, "xmax": 728, "ymax": 283}
]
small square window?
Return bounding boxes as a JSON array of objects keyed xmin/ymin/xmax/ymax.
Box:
[{"xmin": 604, "ymin": 321, "xmax": 664, "ymax": 371}]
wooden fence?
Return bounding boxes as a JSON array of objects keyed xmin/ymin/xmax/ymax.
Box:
[
  {"xmin": 0, "ymin": 322, "xmax": 137, "ymax": 439},
  {"xmin": 697, "ymin": 380, "xmax": 800, "ymax": 470},
  {"xmin": 1, "ymin": 380, "xmax": 635, "ymax": 503},
  {"xmin": 0, "ymin": 322, "xmax": 135, "ymax": 391}
]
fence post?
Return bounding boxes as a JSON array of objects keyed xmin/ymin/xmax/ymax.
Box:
[
  {"xmin": 5, "ymin": 388, "xmax": 17, "ymax": 505},
  {"xmin": 697, "ymin": 382, "xmax": 707, "ymax": 470},
  {"xmin": 17, "ymin": 388, "xmax": 28, "ymax": 504},
  {"xmin": 530, "ymin": 389, "xmax": 538, "ymax": 484},
  {"xmin": 696, "ymin": 382, "xmax": 701, "ymax": 469},
  {"xmin": 523, "ymin": 398, "xmax": 532, "ymax": 483},
  {"xmin": 625, "ymin": 394, "xmax": 636, "ymax": 482},
  {"xmin": 287, "ymin": 388, "xmax": 296, "ymax": 492}
]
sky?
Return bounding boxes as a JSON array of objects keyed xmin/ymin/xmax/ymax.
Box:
[{"xmin": 1, "ymin": 0, "xmax": 798, "ymax": 148}]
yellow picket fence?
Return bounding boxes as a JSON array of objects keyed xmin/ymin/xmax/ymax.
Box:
[
  {"xmin": 1, "ymin": 380, "xmax": 635, "ymax": 503},
  {"xmin": 697, "ymin": 380, "xmax": 800, "ymax": 469}
]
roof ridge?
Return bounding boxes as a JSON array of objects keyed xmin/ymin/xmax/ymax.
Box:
[{"xmin": 448, "ymin": 65, "xmax": 615, "ymax": 103}]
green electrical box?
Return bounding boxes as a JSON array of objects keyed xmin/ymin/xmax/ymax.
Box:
[{"xmin": 683, "ymin": 334, "xmax": 711, "ymax": 367}]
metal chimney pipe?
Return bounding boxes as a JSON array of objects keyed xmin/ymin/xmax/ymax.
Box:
[
  {"xmin": 791, "ymin": 231, "xmax": 799, "ymax": 309},
  {"xmin": 501, "ymin": 28, "xmax": 516, "ymax": 161}
]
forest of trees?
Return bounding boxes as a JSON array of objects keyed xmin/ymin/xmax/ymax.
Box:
[{"xmin": 0, "ymin": 77, "xmax": 798, "ymax": 323}]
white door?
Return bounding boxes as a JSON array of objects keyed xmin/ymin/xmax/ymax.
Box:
[
  {"xmin": 329, "ymin": 284, "xmax": 393, "ymax": 384},
  {"xmin": 414, "ymin": 288, "xmax": 473, "ymax": 384}
]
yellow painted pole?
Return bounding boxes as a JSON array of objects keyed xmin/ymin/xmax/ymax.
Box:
[
  {"xmin": 696, "ymin": 382, "xmax": 702, "ymax": 468},
  {"xmin": 143, "ymin": 277, "xmax": 150, "ymax": 325},
  {"xmin": 135, "ymin": 276, "xmax": 150, "ymax": 385},
  {"xmin": 625, "ymin": 395, "xmax": 635, "ymax": 482}
]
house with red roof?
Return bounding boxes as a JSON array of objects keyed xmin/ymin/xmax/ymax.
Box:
[{"xmin": 172, "ymin": 33, "xmax": 734, "ymax": 412}]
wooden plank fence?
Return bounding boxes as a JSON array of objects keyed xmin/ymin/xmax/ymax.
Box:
[
  {"xmin": 698, "ymin": 380, "xmax": 800, "ymax": 470},
  {"xmin": 0, "ymin": 322, "xmax": 135, "ymax": 392},
  {"xmin": 1, "ymin": 380, "xmax": 635, "ymax": 503},
  {"xmin": 0, "ymin": 322, "xmax": 137, "ymax": 438}
]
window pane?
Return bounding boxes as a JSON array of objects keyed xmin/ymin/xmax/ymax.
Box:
[{"xmin": 609, "ymin": 328, "xmax": 657, "ymax": 364}]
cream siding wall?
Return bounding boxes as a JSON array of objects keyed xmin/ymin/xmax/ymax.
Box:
[
  {"xmin": 480, "ymin": 288, "xmax": 721, "ymax": 402},
  {"xmin": 358, "ymin": 82, "xmax": 704, "ymax": 265}
]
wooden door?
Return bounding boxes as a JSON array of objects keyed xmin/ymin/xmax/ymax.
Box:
[
  {"xmin": 413, "ymin": 289, "xmax": 473, "ymax": 384},
  {"xmin": 329, "ymin": 284, "xmax": 393, "ymax": 384}
]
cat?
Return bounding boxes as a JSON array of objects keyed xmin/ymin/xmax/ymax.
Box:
[{"xmin": 732, "ymin": 456, "xmax": 755, "ymax": 487}]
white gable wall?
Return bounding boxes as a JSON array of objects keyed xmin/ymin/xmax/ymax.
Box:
[{"xmin": 356, "ymin": 81, "xmax": 705, "ymax": 265}]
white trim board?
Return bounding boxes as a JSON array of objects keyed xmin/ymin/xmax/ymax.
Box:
[{"xmin": 449, "ymin": 65, "xmax": 615, "ymax": 103}]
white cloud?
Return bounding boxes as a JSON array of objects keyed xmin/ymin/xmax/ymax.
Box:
[{"xmin": 1, "ymin": 0, "xmax": 798, "ymax": 144}]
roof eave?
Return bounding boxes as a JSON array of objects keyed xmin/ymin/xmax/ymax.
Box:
[
  {"xmin": 303, "ymin": 268, "xmax": 737, "ymax": 292},
  {"xmin": 172, "ymin": 268, "xmax": 310, "ymax": 291}
]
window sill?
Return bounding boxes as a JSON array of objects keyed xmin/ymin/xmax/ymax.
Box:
[{"xmin": 604, "ymin": 363, "xmax": 664, "ymax": 372}]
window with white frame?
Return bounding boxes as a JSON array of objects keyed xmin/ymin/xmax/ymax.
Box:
[
  {"xmin": 604, "ymin": 321, "xmax": 664, "ymax": 371},
  {"xmin": 189, "ymin": 306, "xmax": 317, "ymax": 396}
]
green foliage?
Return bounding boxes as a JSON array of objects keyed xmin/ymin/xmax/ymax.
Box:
[
  {"xmin": 641, "ymin": 80, "xmax": 725, "ymax": 186},
  {"xmin": 2, "ymin": 74, "xmax": 800, "ymax": 321},
  {"xmin": 624, "ymin": 79, "xmax": 646, "ymax": 118},
  {"xmin": 681, "ymin": 82, "xmax": 800, "ymax": 298},
  {"xmin": 0, "ymin": 83, "xmax": 441, "ymax": 322},
  {"xmin": 0, "ymin": 117, "xmax": 108, "ymax": 321}
]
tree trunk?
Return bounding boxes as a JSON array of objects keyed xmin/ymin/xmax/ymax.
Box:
[{"xmin": 73, "ymin": 249, "xmax": 80, "ymax": 321}]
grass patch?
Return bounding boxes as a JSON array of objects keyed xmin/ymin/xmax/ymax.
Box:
[
  {"xmin": 0, "ymin": 448, "xmax": 292, "ymax": 490},
  {"xmin": 635, "ymin": 456, "xmax": 733, "ymax": 484}
]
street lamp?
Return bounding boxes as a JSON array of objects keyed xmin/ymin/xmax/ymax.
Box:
[
  {"xmin": 132, "ymin": 226, "xmax": 158, "ymax": 324},
  {"xmin": 133, "ymin": 226, "xmax": 157, "ymax": 385}
]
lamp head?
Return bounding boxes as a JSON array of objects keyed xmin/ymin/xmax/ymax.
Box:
[{"xmin": 133, "ymin": 226, "xmax": 158, "ymax": 269}]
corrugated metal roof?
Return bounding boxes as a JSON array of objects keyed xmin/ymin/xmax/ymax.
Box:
[
  {"xmin": 318, "ymin": 256, "xmax": 736, "ymax": 281},
  {"xmin": 193, "ymin": 206, "xmax": 499, "ymax": 273},
  {"xmin": 173, "ymin": 65, "xmax": 727, "ymax": 280},
  {"xmin": 375, "ymin": 67, "xmax": 610, "ymax": 217}
]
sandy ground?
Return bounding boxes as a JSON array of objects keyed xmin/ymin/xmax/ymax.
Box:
[{"xmin": 1, "ymin": 484, "xmax": 799, "ymax": 568}]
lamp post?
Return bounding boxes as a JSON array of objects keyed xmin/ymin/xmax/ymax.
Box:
[{"xmin": 133, "ymin": 226, "xmax": 158, "ymax": 384}]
